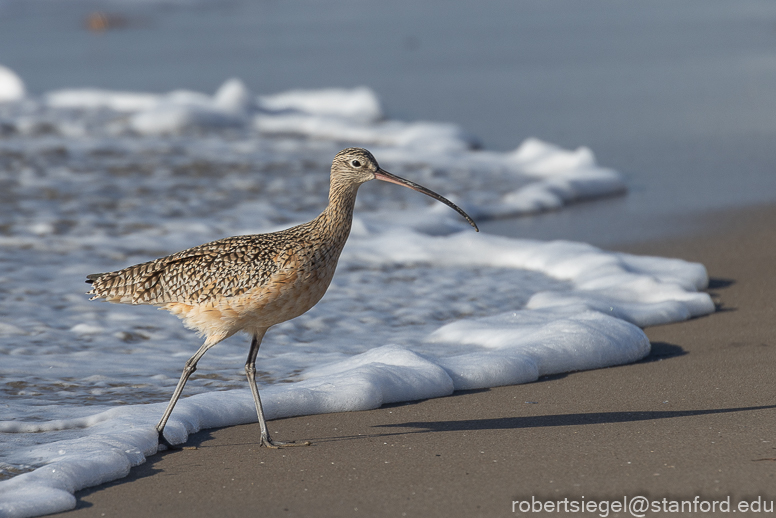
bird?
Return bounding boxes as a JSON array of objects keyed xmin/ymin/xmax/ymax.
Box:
[{"xmin": 86, "ymin": 147, "xmax": 478, "ymax": 450}]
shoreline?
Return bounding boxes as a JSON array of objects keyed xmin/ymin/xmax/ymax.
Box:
[{"xmin": 57, "ymin": 202, "xmax": 776, "ymax": 517}]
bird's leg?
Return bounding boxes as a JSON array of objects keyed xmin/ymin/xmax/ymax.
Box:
[
  {"xmin": 156, "ymin": 340, "xmax": 217, "ymax": 450},
  {"xmin": 245, "ymin": 330, "xmax": 311, "ymax": 448}
]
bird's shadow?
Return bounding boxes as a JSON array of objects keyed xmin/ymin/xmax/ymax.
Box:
[{"xmin": 372, "ymin": 404, "xmax": 776, "ymax": 436}]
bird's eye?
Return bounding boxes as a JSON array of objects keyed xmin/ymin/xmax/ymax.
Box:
[{"xmin": 351, "ymin": 160, "xmax": 362, "ymax": 168}]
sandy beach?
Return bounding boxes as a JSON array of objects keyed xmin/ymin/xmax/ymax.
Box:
[{"xmin": 52, "ymin": 202, "xmax": 776, "ymax": 517}]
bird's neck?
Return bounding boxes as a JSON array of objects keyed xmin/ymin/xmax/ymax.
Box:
[{"xmin": 314, "ymin": 179, "xmax": 360, "ymax": 242}]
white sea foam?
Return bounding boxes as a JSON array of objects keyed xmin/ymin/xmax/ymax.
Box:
[
  {"xmin": 258, "ymin": 86, "xmax": 381, "ymax": 122},
  {"xmin": 0, "ymin": 65, "xmax": 713, "ymax": 517},
  {"xmin": 0, "ymin": 65, "xmax": 25, "ymax": 103}
]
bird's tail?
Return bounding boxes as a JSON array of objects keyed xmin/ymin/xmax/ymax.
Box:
[{"xmin": 85, "ymin": 273, "xmax": 105, "ymax": 285}]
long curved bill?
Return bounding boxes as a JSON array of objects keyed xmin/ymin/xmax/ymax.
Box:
[{"xmin": 373, "ymin": 169, "xmax": 479, "ymax": 232}]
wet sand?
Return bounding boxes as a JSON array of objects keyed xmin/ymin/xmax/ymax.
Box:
[{"xmin": 58, "ymin": 203, "xmax": 776, "ymax": 517}]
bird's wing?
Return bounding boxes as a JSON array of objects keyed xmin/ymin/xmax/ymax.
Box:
[{"xmin": 86, "ymin": 234, "xmax": 292, "ymax": 305}]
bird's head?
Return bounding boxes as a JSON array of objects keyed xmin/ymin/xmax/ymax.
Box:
[
  {"xmin": 331, "ymin": 147, "xmax": 382, "ymax": 186},
  {"xmin": 331, "ymin": 147, "xmax": 479, "ymax": 231}
]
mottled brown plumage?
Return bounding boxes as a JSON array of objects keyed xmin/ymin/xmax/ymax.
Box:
[{"xmin": 87, "ymin": 147, "xmax": 478, "ymax": 449}]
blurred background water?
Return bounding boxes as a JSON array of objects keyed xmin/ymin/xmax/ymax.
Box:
[{"xmin": 2, "ymin": 0, "xmax": 776, "ymax": 245}]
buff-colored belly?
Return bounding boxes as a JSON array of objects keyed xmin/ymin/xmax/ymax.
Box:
[{"xmin": 163, "ymin": 261, "xmax": 336, "ymax": 345}]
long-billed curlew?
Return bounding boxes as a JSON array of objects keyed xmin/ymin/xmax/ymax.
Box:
[{"xmin": 86, "ymin": 147, "xmax": 478, "ymax": 449}]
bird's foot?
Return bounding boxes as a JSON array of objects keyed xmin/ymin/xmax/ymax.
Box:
[
  {"xmin": 260, "ymin": 435, "xmax": 311, "ymax": 449},
  {"xmin": 158, "ymin": 431, "xmax": 183, "ymax": 451}
]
